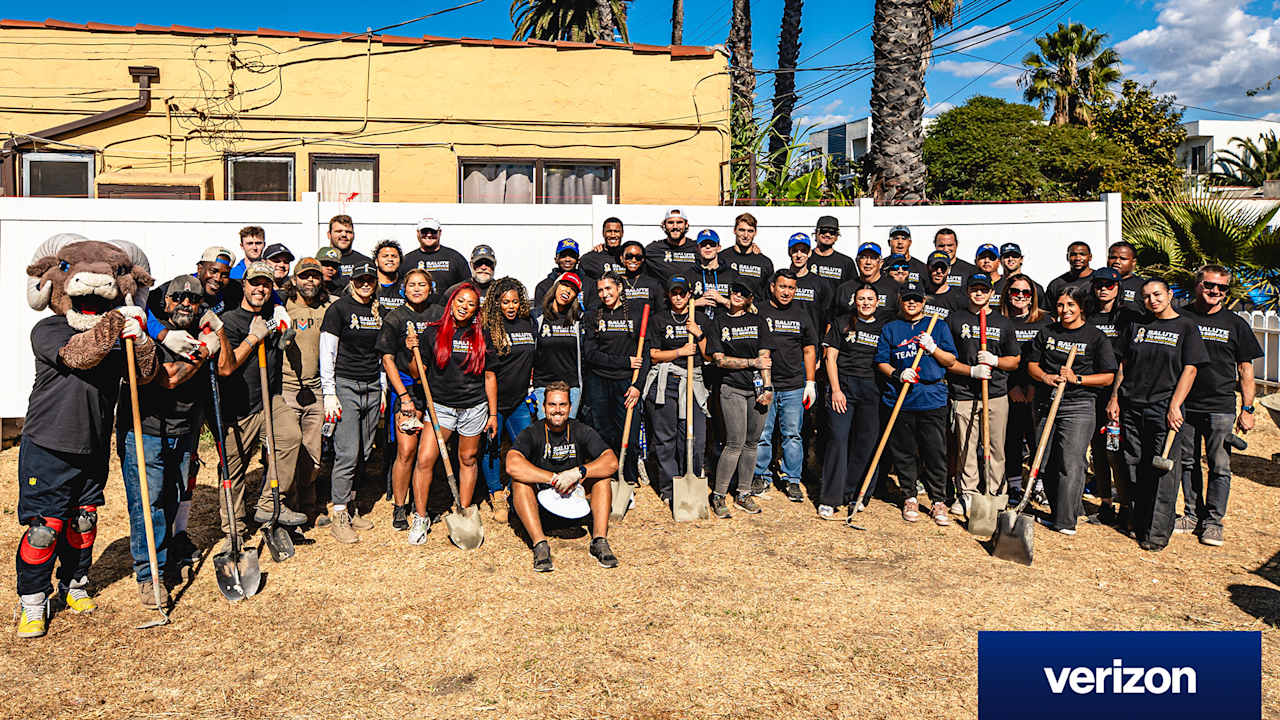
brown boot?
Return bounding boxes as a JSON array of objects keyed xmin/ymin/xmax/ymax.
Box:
[
  {"xmin": 491, "ymin": 489, "xmax": 509, "ymax": 524},
  {"xmin": 349, "ymin": 508, "xmax": 374, "ymax": 531},
  {"xmin": 137, "ymin": 579, "xmax": 170, "ymax": 610},
  {"xmin": 329, "ymin": 508, "xmax": 359, "ymax": 544}
]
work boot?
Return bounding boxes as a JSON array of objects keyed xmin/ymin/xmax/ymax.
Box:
[
  {"xmin": 392, "ymin": 504, "xmax": 409, "ymax": 531},
  {"xmin": 734, "ymin": 493, "xmax": 761, "ymax": 514},
  {"xmin": 254, "ymin": 504, "xmax": 307, "ymax": 527},
  {"xmin": 491, "ymin": 489, "xmax": 509, "ymax": 524},
  {"xmin": 15, "ymin": 593, "xmax": 48, "ymax": 639},
  {"xmin": 169, "ymin": 531, "xmax": 202, "ymax": 568},
  {"xmin": 785, "ymin": 483, "xmax": 804, "ymax": 503},
  {"xmin": 349, "ymin": 509, "xmax": 375, "ymax": 531},
  {"xmin": 710, "ymin": 493, "xmax": 731, "ymax": 519},
  {"xmin": 532, "ymin": 540, "xmax": 554, "ymax": 573},
  {"xmin": 137, "ymin": 579, "xmax": 170, "ymax": 610},
  {"xmin": 329, "ymin": 508, "xmax": 359, "ymax": 544},
  {"xmin": 589, "ymin": 537, "xmax": 618, "ymax": 569},
  {"xmin": 1200, "ymin": 524, "xmax": 1225, "ymax": 547}
]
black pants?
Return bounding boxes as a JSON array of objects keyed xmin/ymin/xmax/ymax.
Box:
[
  {"xmin": 820, "ymin": 377, "xmax": 879, "ymax": 507},
  {"xmin": 15, "ymin": 439, "xmax": 106, "ymax": 597},
  {"xmin": 584, "ymin": 374, "xmax": 641, "ymax": 484},
  {"xmin": 644, "ymin": 378, "xmax": 706, "ymax": 498},
  {"xmin": 1121, "ymin": 403, "xmax": 1186, "ymax": 548},
  {"xmin": 1090, "ymin": 394, "xmax": 1126, "ymax": 504},
  {"xmin": 1004, "ymin": 395, "xmax": 1036, "ymax": 491},
  {"xmin": 1037, "ymin": 400, "xmax": 1094, "ymax": 531},
  {"xmin": 887, "ymin": 406, "xmax": 948, "ymax": 505}
]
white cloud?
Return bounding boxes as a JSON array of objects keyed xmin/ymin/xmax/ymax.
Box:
[
  {"xmin": 991, "ymin": 73, "xmax": 1022, "ymax": 89},
  {"xmin": 1116, "ymin": 0, "xmax": 1280, "ymax": 117},
  {"xmin": 795, "ymin": 100, "xmax": 854, "ymax": 129},
  {"xmin": 939, "ymin": 24, "xmax": 1017, "ymax": 50},
  {"xmin": 934, "ymin": 59, "xmax": 997, "ymax": 78},
  {"xmin": 926, "ymin": 101, "xmax": 956, "ymax": 115}
]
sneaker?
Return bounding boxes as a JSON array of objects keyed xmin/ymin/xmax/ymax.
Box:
[
  {"xmin": 329, "ymin": 508, "xmax": 359, "ymax": 544},
  {"xmin": 392, "ymin": 504, "xmax": 409, "ymax": 531},
  {"xmin": 491, "ymin": 490, "xmax": 509, "ymax": 525},
  {"xmin": 532, "ymin": 540, "xmax": 553, "ymax": 572},
  {"xmin": 407, "ymin": 513, "xmax": 431, "ymax": 545},
  {"xmin": 751, "ymin": 476, "xmax": 771, "ymax": 497},
  {"xmin": 949, "ymin": 498, "xmax": 967, "ymax": 517},
  {"xmin": 1139, "ymin": 540, "xmax": 1164, "ymax": 552},
  {"xmin": 1199, "ymin": 524, "xmax": 1224, "ymax": 547},
  {"xmin": 902, "ymin": 498, "xmax": 920, "ymax": 523},
  {"xmin": 349, "ymin": 509, "xmax": 375, "ymax": 531},
  {"xmin": 137, "ymin": 579, "xmax": 170, "ymax": 610},
  {"xmin": 785, "ymin": 483, "xmax": 804, "ymax": 503},
  {"xmin": 14, "ymin": 596, "xmax": 47, "ymax": 639},
  {"xmin": 314, "ymin": 511, "xmax": 331, "ymax": 528},
  {"xmin": 817, "ymin": 504, "xmax": 837, "ymax": 520},
  {"xmin": 60, "ymin": 586, "xmax": 96, "ymax": 615},
  {"xmin": 735, "ymin": 494, "xmax": 762, "ymax": 514},
  {"xmin": 589, "ymin": 537, "xmax": 619, "ymax": 569},
  {"xmin": 930, "ymin": 502, "xmax": 952, "ymax": 527},
  {"xmin": 1173, "ymin": 514, "xmax": 1199, "ymax": 535},
  {"xmin": 1036, "ymin": 517, "xmax": 1076, "ymax": 535},
  {"xmin": 1031, "ymin": 489, "xmax": 1049, "ymax": 507},
  {"xmin": 254, "ymin": 504, "xmax": 308, "ymax": 527},
  {"xmin": 710, "ymin": 493, "xmax": 732, "ymax": 519}
]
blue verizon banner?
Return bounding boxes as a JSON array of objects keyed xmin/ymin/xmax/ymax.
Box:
[{"xmin": 978, "ymin": 631, "xmax": 1261, "ymax": 719}]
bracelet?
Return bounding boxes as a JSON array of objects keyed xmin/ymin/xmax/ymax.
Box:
[
  {"xmin": 398, "ymin": 392, "xmax": 408, "ymax": 398},
  {"xmin": 1242, "ymin": 405, "xmax": 1255, "ymax": 413},
  {"xmin": 489, "ymin": 414, "xmax": 498, "ymax": 418}
]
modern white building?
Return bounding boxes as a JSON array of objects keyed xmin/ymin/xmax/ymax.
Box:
[
  {"xmin": 1177, "ymin": 119, "xmax": 1280, "ymax": 177},
  {"xmin": 808, "ymin": 116, "xmax": 938, "ymax": 165}
]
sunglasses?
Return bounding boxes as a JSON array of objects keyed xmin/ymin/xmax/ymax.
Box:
[
  {"xmin": 888, "ymin": 265, "xmax": 910, "ymax": 272},
  {"xmin": 669, "ymin": 288, "xmax": 690, "ymax": 297},
  {"xmin": 623, "ymin": 253, "xmax": 644, "ymax": 260},
  {"xmin": 1092, "ymin": 280, "xmax": 1118, "ymax": 290},
  {"xmin": 1201, "ymin": 280, "xmax": 1229, "ymax": 293},
  {"xmin": 1008, "ymin": 288, "xmax": 1033, "ymax": 298},
  {"xmin": 351, "ymin": 277, "xmax": 376, "ymax": 286},
  {"xmin": 817, "ymin": 228, "xmax": 839, "ymax": 235},
  {"xmin": 171, "ymin": 292, "xmax": 202, "ymax": 305}
]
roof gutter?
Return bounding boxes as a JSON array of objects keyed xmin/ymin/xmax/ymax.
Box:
[{"xmin": 1, "ymin": 65, "xmax": 159, "ymax": 196}]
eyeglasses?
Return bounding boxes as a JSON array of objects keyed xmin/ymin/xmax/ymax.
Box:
[
  {"xmin": 623, "ymin": 253, "xmax": 644, "ymax": 261},
  {"xmin": 171, "ymin": 292, "xmax": 202, "ymax": 305},
  {"xmin": 1008, "ymin": 288, "xmax": 1033, "ymax": 298},
  {"xmin": 1201, "ymin": 280, "xmax": 1229, "ymax": 293}
]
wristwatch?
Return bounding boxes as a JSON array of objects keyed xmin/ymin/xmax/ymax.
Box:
[
  {"xmin": 578, "ymin": 464, "xmax": 588, "ymax": 479},
  {"xmin": 1242, "ymin": 405, "xmax": 1255, "ymax": 414},
  {"xmin": 762, "ymin": 385, "xmax": 774, "ymax": 392}
]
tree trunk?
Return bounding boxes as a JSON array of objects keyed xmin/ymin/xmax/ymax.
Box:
[
  {"xmin": 868, "ymin": 0, "xmax": 931, "ymax": 205},
  {"xmin": 768, "ymin": 0, "xmax": 804, "ymax": 180},
  {"xmin": 597, "ymin": 0, "xmax": 615, "ymax": 41},
  {"xmin": 729, "ymin": 0, "xmax": 755, "ymax": 202},
  {"xmin": 671, "ymin": 0, "xmax": 684, "ymax": 45}
]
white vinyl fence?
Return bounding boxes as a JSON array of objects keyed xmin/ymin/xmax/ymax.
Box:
[
  {"xmin": 1241, "ymin": 311, "xmax": 1280, "ymax": 388},
  {"xmin": 0, "ymin": 192, "xmax": 1121, "ymax": 418}
]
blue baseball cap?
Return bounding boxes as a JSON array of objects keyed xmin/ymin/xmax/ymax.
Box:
[
  {"xmin": 788, "ymin": 232, "xmax": 812, "ymax": 249},
  {"xmin": 857, "ymin": 241, "xmax": 882, "ymax": 257},
  {"xmin": 967, "ymin": 272, "xmax": 993, "ymax": 289},
  {"xmin": 696, "ymin": 229, "xmax": 721, "ymax": 246},
  {"xmin": 975, "ymin": 243, "xmax": 999, "ymax": 259},
  {"xmin": 889, "ymin": 225, "xmax": 911, "ymax": 238},
  {"xmin": 555, "ymin": 238, "xmax": 579, "ymax": 257}
]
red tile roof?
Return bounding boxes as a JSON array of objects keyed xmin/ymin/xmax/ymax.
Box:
[{"xmin": 0, "ymin": 18, "xmax": 719, "ymax": 58}]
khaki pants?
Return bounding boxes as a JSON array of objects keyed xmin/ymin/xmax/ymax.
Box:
[
  {"xmin": 952, "ymin": 395, "xmax": 1009, "ymax": 497},
  {"xmin": 282, "ymin": 387, "xmax": 324, "ymax": 510},
  {"xmin": 220, "ymin": 394, "xmax": 302, "ymax": 535}
]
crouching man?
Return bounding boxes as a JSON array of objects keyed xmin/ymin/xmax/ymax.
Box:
[{"xmin": 505, "ymin": 382, "xmax": 620, "ymax": 572}]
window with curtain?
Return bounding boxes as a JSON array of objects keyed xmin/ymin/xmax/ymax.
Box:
[
  {"xmin": 226, "ymin": 155, "xmax": 294, "ymax": 201},
  {"xmin": 312, "ymin": 155, "xmax": 378, "ymax": 202},
  {"xmin": 544, "ymin": 163, "xmax": 614, "ymax": 204},
  {"xmin": 459, "ymin": 159, "xmax": 618, "ymax": 203},
  {"xmin": 461, "ymin": 162, "xmax": 536, "ymax": 203}
]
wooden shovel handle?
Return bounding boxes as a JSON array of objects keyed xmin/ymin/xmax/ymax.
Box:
[{"xmin": 1015, "ymin": 344, "xmax": 1078, "ymax": 513}]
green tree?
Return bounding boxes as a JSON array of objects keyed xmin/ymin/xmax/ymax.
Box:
[
  {"xmin": 923, "ymin": 96, "xmax": 1125, "ymax": 201},
  {"xmin": 510, "ymin": 0, "xmax": 629, "ymax": 42},
  {"xmin": 1091, "ymin": 80, "xmax": 1187, "ymax": 200},
  {"xmin": 1019, "ymin": 22, "xmax": 1121, "ymax": 126},
  {"xmin": 1209, "ymin": 132, "xmax": 1280, "ymax": 187}
]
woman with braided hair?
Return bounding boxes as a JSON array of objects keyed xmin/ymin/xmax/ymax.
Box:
[
  {"xmin": 478, "ymin": 277, "xmax": 537, "ymax": 523},
  {"xmin": 583, "ymin": 272, "xmax": 650, "ymax": 487}
]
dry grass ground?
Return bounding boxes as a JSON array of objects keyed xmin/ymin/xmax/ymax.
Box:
[{"xmin": 0, "ymin": 406, "xmax": 1278, "ymax": 720}]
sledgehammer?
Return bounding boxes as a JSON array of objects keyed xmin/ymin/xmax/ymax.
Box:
[{"xmin": 1151, "ymin": 430, "xmax": 1179, "ymax": 473}]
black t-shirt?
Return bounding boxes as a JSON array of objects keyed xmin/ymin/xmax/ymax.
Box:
[
  {"xmin": 320, "ymin": 295, "xmax": 383, "ymax": 383},
  {"xmin": 402, "ymin": 245, "xmax": 470, "ymax": 295},
  {"xmin": 376, "ymin": 281, "xmax": 405, "ymax": 315},
  {"xmin": 706, "ymin": 311, "xmax": 772, "ymax": 391},
  {"xmin": 219, "ymin": 305, "xmax": 283, "ymax": 420},
  {"xmin": 807, "ymin": 248, "xmax": 854, "ymax": 290},
  {"xmin": 1027, "ymin": 322, "xmax": 1117, "ymax": 407},
  {"xmin": 1117, "ymin": 314, "xmax": 1209, "ymax": 409},
  {"xmin": 120, "ymin": 333, "xmax": 208, "ymax": 437},
  {"xmin": 334, "ymin": 249, "xmax": 373, "ymax": 289},
  {"xmin": 791, "ymin": 271, "xmax": 833, "ymax": 335},
  {"xmin": 1008, "ymin": 313, "xmax": 1051, "ymax": 390},
  {"xmin": 719, "ymin": 245, "xmax": 774, "ymax": 299},
  {"xmin": 902, "ymin": 256, "xmax": 929, "ymax": 284},
  {"xmin": 644, "ymin": 239, "xmax": 699, "ymax": 282},
  {"xmin": 823, "ymin": 314, "xmax": 885, "ymax": 383},
  {"xmin": 1173, "ymin": 305, "xmax": 1259, "ymax": 413},
  {"xmin": 417, "ymin": 322, "xmax": 486, "ymax": 408},
  {"xmin": 1087, "ymin": 304, "xmax": 1143, "ymax": 365},
  {"xmin": 991, "ymin": 275, "xmax": 1051, "ymax": 312},
  {"xmin": 586, "ymin": 271, "xmax": 663, "ymax": 313},
  {"xmin": 375, "ymin": 304, "xmax": 436, "ymax": 378},
  {"xmin": 511, "ymin": 419, "xmax": 610, "ymax": 474},
  {"xmin": 1118, "ymin": 274, "xmax": 1146, "ymax": 313},
  {"xmin": 1045, "ymin": 269, "xmax": 1093, "ymax": 305},
  {"xmin": 759, "ymin": 300, "xmax": 818, "ymax": 391},
  {"xmin": 690, "ymin": 263, "xmax": 739, "ymax": 317},
  {"xmin": 533, "ymin": 312, "xmax": 582, "ymax": 388},
  {"xmin": 946, "ymin": 309, "xmax": 1020, "ymax": 399},
  {"xmin": 923, "ymin": 289, "xmax": 967, "ymax": 320},
  {"xmin": 578, "ymin": 247, "xmax": 625, "ymax": 282},
  {"xmin": 944, "ymin": 258, "xmax": 977, "ymax": 290},
  {"xmin": 583, "ymin": 303, "xmax": 651, "ymax": 385},
  {"xmin": 650, "ymin": 309, "xmax": 714, "ymax": 369},
  {"xmin": 25, "ymin": 315, "xmax": 126, "ymax": 455},
  {"xmin": 832, "ymin": 275, "xmax": 899, "ymax": 317},
  {"xmin": 484, "ymin": 316, "xmax": 538, "ymax": 413}
]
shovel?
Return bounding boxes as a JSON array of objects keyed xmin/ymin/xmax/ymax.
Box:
[
  {"xmin": 992, "ymin": 345, "xmax": 1077, "ymax": 565},
  {"xmin": 612, "ymin": 304, "xmax": 650, "ymax": 522},
  {"xmin": 967, "ymin": 309, "xmax": 1006, "ymax": 538},
  {"xmin": 408, "ymin": 324, "xmax": 484, "ymax": 550},
  {"xmin": 208, "ymin": 364, "xmax": 260, "ymax": 602},
  {"xmin": 257, "ymin": 343, "xmax": 295, "ymax": 563},
  {"xmin": 673, "ymin": 347, "xmax": 711, "ymax": 522},
  {"xmin": 124, "ymin": 337, "xmax": 171, "ymax": 629},
  {"xmin": 1151, "ymin": 427, "xmax": 1180, "ymax": 473},
  {"xmin": 847, "ymin": 314, "xmax": 941, "ymax": 530}
]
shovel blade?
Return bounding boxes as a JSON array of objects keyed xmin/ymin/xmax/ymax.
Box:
[
  {"xmin": 262, "ymin": 525, "xmax": 295, "ymax": 563},
  {"xmin": 967, "ymin": 493, "xmax": 1007, "ymax": 538},
  {"xmin": 446, "ymin": 506, "xmax": 485, "ymax": 550},
  {"xmin": 992, "ymin": 510, "xmax": 1035, "ymax": 565},
  {"xmin": 610, "ymin": 477, "xmax": 634, "ymax": 522},
  {"xmin": 213, "ymin": 547, "xmax": 261, "ymax": 602},
  {"xmin": 672, "ymin": 473, "xmax": 710, "ymax": 522}
]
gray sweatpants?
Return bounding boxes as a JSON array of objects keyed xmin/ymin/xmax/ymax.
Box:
[
  {"xmin": 716, "ymin": 385, "xmax": 767, "ymax": 497},
  {"xmin": 331, "ymin": 377, "xmax": 382, "ymax": 506}
]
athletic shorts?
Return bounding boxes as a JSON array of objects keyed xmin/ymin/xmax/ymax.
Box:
[
  {"xmin": 434, "ymin": 401, "xmax": 489, "ymax": 437},
  {"xmin": 16, "ymin": 438, "xmax": 108, "ymax": 523}
]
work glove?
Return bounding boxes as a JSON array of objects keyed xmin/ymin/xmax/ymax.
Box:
[
  {"xmin": 198, "ymin": 329, "xmax": 220, "ymax": 358},
  {"xmin": 976, "ymin": 350, "xmax": 998, "ymax": 367},
  {"xmin": 324, "ymin": 394, "xmax": 343, "ymax": 423},
  {"xmin": 915, "ymin": 332, "xmax": 938, "ymax": 354},
  {"xmin": 899, "ymin": 368, "xmax": 919, "ymax": 384},
  {"xmin": 248, "ymin": 316, "xmax": 271, "ymax": 344},
  {"xmin": 162, "ymin": 329, "xmax": 201, "ymax": 357},
  {"xmin": 199, "ymin": 310, "xmax": 223, "ymax": 335},
  {"xmin": 802, "ymin": 380, "xmax": 816, "ymax": 409},
  {"xmin": 116, "ymin": 306, "xmax": 146, "ymax": 341},
  {"xmin": 271, "ymin": 304, "xmax": 292, "ymax": 334},
  {"xmin": 968, "ymin": 364, "xmax": 992, "ymax": 380}
]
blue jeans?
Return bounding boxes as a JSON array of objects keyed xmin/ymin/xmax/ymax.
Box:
[
  {"xmin": 118, "ymin": 431, "xmax": 194, "ymax": 583},
  {"xmin": 754, "ymin": 388, "xmax": 805, "ymax": 485},
  {"xmin": 532, "ymin": 386, "xmax": 581, "ymax": 419},
  {"xmin": 479, "ymin": 406, "xmax": 536, "ymax": 493}
]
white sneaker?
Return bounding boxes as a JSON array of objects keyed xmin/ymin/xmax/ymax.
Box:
[
  {"xmin": 817, "ymin": 504, "xmax": 836, "ymax": 520},
  {"xmin": 408, "ymin": 514, "xmax": 431, "ymax": 545}
]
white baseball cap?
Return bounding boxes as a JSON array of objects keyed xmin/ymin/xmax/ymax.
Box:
[
  {"xmin": 664, "ymin": 208, "xmax": 686, "ymax": 221},
  {"xmin": 416, "ymin": 217, "xmax": 442, "ymax": 232}
]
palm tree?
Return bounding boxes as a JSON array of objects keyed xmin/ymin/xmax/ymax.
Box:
[
  {"xmin": 867, "ymin": 0, "xmax": 961, "ymax": 205},
  {"xmin": 671, "ymin": 0, "xmax": 684, "ymax": 44},
  {"xmin": 766, "ymin": 0, "xmax": 803, "ymax": 179},
  {"xmin": 510, "ymin": 0, "xmax": 629, "ymax": 42},
  {"xmin": 728, "ymin": 0, "xmax": 755, "ymax": 196},
  {"xmin": 1019, "ymin": 22, "xmax": 1121, "ymax": 126},
  {"xmin": 1209, "ymin": 132, "xmax": 1280, "ymax": 187}
]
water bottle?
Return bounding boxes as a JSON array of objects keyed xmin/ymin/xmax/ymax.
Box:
[
  {"xmin": 1103, "ymin": 420, "xmax": 1120, "ymax": 452},
  {"xmin": 525, "ymin": 391, "xmax": 540, "ymax": 419},
  {"xmin": 322, "ymin": 420, "xmax": 336, "ymax": 438},
  {"xmin": 752, "ymin": 371, "xmax": 765, "ymax": 400}
]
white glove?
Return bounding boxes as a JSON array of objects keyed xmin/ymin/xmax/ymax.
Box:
[
  {"xmin": 199, "ymin": 310, "xmax": 223, "ymax": 335},
  {"xmin": 900, "ymin": 368, "xmax": 919, "ymax": 384},
  {"xmin": 324, "ymin": 394, "xmax": 342, "ymax": 422},
  {"xmin": 198, "ymin": 329, "xmax": 220, "ymax": 357},
  {"xmin": 803, "ymin": 380, "xmax": 816, "ymax": 409},
  {"xmin": 248, "ymin": 316, "xmax": 271, "ymax": 343},
  {"xmin": 162, "ymin": 329, "xmax": 201, "ymax": 357},
  {"xmin": 916, "ymin": 332, "xmax": 938, "ymax": 354},
  {"xmin": 968, "ymin": 364, "xmax": 992, "ymax": 380},
  {"xmin": 976, "ymin": 350, "xmax": 998, "ymax": 367},
  {"xmin": 271, "ymin": 304, "xmax": 292, "ymax": 334},
  {"xmin": 116, "ymin": 306, "xmax": 146, "ymax": 341}
]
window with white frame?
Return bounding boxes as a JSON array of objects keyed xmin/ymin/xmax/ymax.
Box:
[
  {"xmin": 22, "ymin": 152, "xmax": 95, "ymax": 198},
  {"xmin": 459, "ymin": 158, "xmax": 618, "ymax": 204},
  {"xmin": 311, "ymin": 154, "xmax": 378, "ymax": 202},
  {"xmin": 226, "ymin": 154, "xmax": 294, "ymax": 201}
]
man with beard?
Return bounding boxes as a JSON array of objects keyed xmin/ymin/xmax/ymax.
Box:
[
  {"xmin": 1045, "ymin": 241, "xmax": 1096, "ymax": 302},
  {"xmin": 281, "ymin": 257, "xmax": 334, "ymax": 523},
  {"xmin": 887, "ymin": 225, "xmax": 928, "ymax": 284},
  {"xmin": 325, "ymin": 215, "xmax": 372, "ymax": 290},
  {"xmin": 719, "ymin": 212, "xmax": 773, "ymax": 299},
  {"xmin": 535, "ymin": 239, "xmax": 582, "ymax": 306},
  {"xmin": 808, "ymin": 215, "xmax": 855, "ymax": 291},
  {"xmin": 833, "ymin": 242, "xmax": 898, "ymax": 317},
  {"xmin": 118, "ymin": 275, "xmax": 218, "ymax": 608},
  {"xmin": 923, "ymin": 250, "xmax": 967, "ymax": 320},
  {"xmin": 316, "ymin": 246, "xmax": 343, "ymax": 295},
  {"xmin": 579, "ymin": 218, "xmax": 626, "ymax": 283},
  {"xmin": 933, "ymin": 228, "xmax": 976, "ymax": 290},
  {"xmin": 402, "ymin": 217, "xmax": 468, "ymax": 294},
  {"xmin": 644, "ymin": 209, "xmax": 699, "ymax": 282},
  {"xmin": 1108, "ymin": 241, "xmax": 1146, "ymax": 313},
  {"xmin": 146, "ymin": 246, "xmax": 241, "ymax": 339},
  {"xmin": 754, "ymin": 269, "xmax": 818, "ymax": 503}
]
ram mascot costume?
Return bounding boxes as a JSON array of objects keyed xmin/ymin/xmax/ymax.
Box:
[{"xmin": 15, "ymin": 234, "xmax": 156, "ymax": 639}]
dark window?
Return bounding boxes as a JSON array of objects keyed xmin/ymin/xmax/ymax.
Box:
[
  {"xmin": 1191, "ymin": 145, "xmax": 1207, "ymax": 174},
  {"xmin": 459, "ymin": 158, "xmax": 618, "ymax": 204},
  {"xmin": 22, "ymin": 152, "xmax": 93, "ymax": 198},
  {"xmin": 226, "ymin": 155, "xmax": 294, "ymax": 201}
]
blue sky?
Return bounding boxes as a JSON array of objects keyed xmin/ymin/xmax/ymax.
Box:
[{"xmin": 9, "ymin": 0, "xmax": 1280, "ymax": 130}]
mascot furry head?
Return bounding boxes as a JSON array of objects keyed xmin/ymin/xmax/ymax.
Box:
[{"xmin": 26, "ymin": 235, "xmax": 152, "ymax": 330}]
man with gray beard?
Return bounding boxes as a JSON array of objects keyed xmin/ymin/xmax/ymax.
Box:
[{"xmin": 282, "ymin": 256, "xmax": 335, "ymax": 523}]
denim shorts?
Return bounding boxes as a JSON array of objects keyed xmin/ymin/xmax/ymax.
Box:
[{"xmin": 434, "ymin": 401, "xmax": 489, "ymax": 437}]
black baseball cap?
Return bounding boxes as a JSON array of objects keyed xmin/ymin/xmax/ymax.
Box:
[
  {"xmin": 667, "ymin": 275, "xmax": 691, "ymax": 292},
  {"xmin": 999, "ymin": 243, "xmax": 1022, "ymax": 258},
  {"xmin": 1091, "ymin": 267, "xmax": 1120, "ymax": 283},
  {"xmin": 967, "ymin": 272, "xmax": 994, "ymax": 289},
  {"xmin": 350, "ymin": 262, "xmax": 376, "ymax": 279},
  {"xmin": 167, "ymin": 274, "xmax": 204, "ymax": 297},
  {"xmin": 927, "ymin": 250, "xmax": 951, "ymax": 269},
  {"xmin": 885, "ymin": 254, "xmax": 911, "ymax": 270},
  {"xmin": 264, "ymin": 243, "xmax": 294, "ymax": 262},
  {"xmin": 899, "ymin": 282, "xmax": 926, "ymax": 301},
  {"xmin": 729, "ymin": 281, "xmax": 754, "ymax": 298}
]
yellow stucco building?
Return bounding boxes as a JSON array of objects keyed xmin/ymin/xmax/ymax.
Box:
[{"xmin": 0, "ymin": 19, "xmax": 730, "ymax": 204}]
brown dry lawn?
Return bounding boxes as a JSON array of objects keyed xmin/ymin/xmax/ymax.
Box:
[{"xmin": 0, "ymin": 406, "xmax": 1278, "ymax": 720}]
